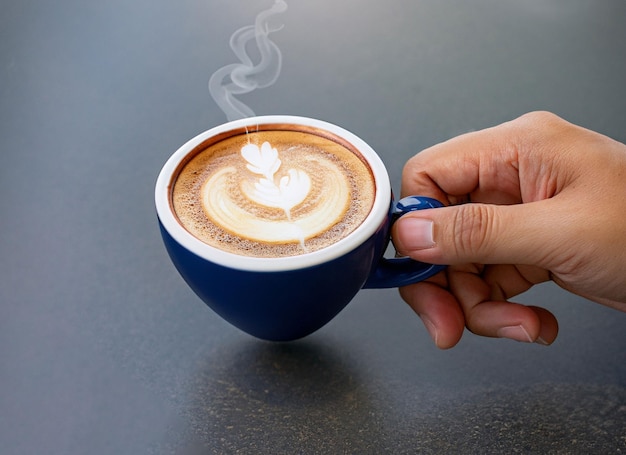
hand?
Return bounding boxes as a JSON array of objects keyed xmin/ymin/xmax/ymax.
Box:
[{"xmin": 392, "ymin": 111, "xmax": 626, "ymax": 348}]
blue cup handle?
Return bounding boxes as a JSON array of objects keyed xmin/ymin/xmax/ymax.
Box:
[{"xmin": 363, "ymin": 196, "xmax": 446, "ymax": 289}]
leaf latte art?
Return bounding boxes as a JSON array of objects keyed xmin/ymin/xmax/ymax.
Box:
[
  {"xmin": 202, "ymin": 141, "xmax": 350, "ymax": 248},
  {"xmin": 172, "ymin": 130, "xmax": 375, "ymax": 258}
]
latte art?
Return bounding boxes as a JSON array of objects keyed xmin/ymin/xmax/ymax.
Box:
[
  {"xmin": 240, "ymin": 142, "xmax": 311, "ymax": 220},
  {"xmin": 172, "ymin": 129, "xmax": 375, "ymax": 258},
  {"xmin": 202, "ymin": 144, "xmax": 350, "ymax": 248}
]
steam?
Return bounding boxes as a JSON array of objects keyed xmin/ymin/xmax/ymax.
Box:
[{"xmin": 209, "ymin": 0, "xmax": 288, "ymax": 121}]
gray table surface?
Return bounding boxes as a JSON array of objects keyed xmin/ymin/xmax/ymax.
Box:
[{"xmin": 1, "ymin": 1, "xmax": 625, "ymax": 453}]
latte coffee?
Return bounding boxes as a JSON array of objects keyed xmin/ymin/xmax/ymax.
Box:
[{"xmin": 171, "ymin": 125, "xmax": 376, "ymax": 258}]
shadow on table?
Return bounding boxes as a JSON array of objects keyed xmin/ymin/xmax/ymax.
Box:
[
  {"xmin": 177, "ymin": 337, "xmax": 381, "ymax": 453},
  {"xmin": 164, "ymin": 336, "xmax": 626, "ymax": 454}
]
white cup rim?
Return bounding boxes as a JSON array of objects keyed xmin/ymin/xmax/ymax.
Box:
[{"xmin": 155, "ymin": 115, "xmax": 391, "ymax": 272}]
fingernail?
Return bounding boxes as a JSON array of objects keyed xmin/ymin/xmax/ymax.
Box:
[
  {"xmin": 422, "ymin": 317, "xmax": 439, "ymax": 346},
  {"xmin": 497, "ymin": 325, "xmax": 533, "ymax": 343},
  {"xmin": 397, "ymin": 217, "xmax": 435, "ymax": 250},
  {"xmin": 535, "ymin": 336, "xmax": 551, "ymax": 346}
]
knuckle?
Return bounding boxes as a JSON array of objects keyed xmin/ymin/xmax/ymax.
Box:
[
  {"xmin": 518, "ymin": 110, "xmax": 563, "ymax": 129},
  {"xmin": 449, "ymin": 204, "xmax": 498, "ymax": 260}
]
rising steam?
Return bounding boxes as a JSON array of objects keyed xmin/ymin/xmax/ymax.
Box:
[{"xmin": 209, "ymin": 1, "xmax": 288, "ymax": 121}]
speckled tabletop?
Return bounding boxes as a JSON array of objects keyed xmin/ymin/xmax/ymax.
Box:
[{"xmin": 1, "ymin": 1, "xmax": 625, "ymax": 453}]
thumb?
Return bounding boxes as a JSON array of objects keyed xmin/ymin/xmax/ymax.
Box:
[{"xmin": 392, "ymin": 201, "xmax": 563, "ymax": 267}]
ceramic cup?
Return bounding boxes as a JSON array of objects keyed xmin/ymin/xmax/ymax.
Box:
[{"xmin": 155, "ymin": 116, "xmax": 445, "ymax": 341}]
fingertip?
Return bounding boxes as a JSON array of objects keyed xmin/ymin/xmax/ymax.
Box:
[
  {"xmin": 467, "ymin": 302, "xmax": 559, "ymax": 346},
  {"xmin": 400, "ymin": 281, "xmax": 465, "ymax": 349},
  {"xmin": 529, "ymin": 305, "xmax": 559, "ymax": 345},
  {"xmin": 466, "ymin": 301, "xmax": 542, "ymax": 343},
  {"xmin": 392, "ymin": 214, "xmax": 437, "ymax": 256}
]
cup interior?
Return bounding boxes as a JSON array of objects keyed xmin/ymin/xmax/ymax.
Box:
[{"xmin": 155, "ymin": 116, "xmax": 391, "ymax": 272}]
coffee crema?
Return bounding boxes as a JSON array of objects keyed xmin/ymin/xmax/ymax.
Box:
[{"xmin": 171, "ymin": 127, "xmax": 375, "ymax": 258}]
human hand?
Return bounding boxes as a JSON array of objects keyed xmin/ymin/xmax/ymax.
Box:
[{"xmin": 392, "ymin": 111, "xmax": 626, "ymax": 348}]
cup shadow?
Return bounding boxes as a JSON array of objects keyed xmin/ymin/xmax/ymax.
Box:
[{"xmin": 178, "ymin": 337, "xmax": 382, "ymax": 453}]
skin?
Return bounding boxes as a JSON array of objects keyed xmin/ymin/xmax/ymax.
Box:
[{"xmin": 392, "ymin": 111, "xmax": 626, "ymax": 349}]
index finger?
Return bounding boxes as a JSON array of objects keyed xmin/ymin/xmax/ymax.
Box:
[{"xmin": 401, "ymin": 112, "xmax": 550, "ymax": 205}]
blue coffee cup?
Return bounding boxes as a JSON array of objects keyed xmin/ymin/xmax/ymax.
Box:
[{"xmin": 155, "ymin": 116, "xmax": 445, "ymax": 341}]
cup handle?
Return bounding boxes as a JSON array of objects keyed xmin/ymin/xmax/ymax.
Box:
[{"xmin": 363, "ymin": 196, "xmax": 446, "ymax": 289}]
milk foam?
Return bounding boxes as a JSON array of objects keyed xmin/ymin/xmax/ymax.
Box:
[
  {"xmin": 172, "ymin": 130, "xmax": 375, "ymax": 258},
  {"xmin": 201, "ymin": 152, "xmax": 350, "ymax": 246},
  {"xmin": 240, "ymin": 141, "xmax": 311, "ymax": 220}
]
